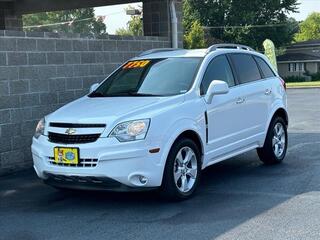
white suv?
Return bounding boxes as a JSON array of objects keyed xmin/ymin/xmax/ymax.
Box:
[{"xmin": 32, "ymin": 44, "xmax": 288, "ymax": 200}]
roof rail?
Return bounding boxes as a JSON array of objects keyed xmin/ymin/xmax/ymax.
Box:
[
  {"xmin": 206, "ymin": 44, "xmax": 254, "ymax": 53},
  {"xmin": 138, "ymin": 48, "xmax": 181, "ymax": 57}
]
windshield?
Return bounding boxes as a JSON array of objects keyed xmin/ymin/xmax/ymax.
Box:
[{"xmin": 89, "ymin": 57, "xmax": 202, "ymax": 97}]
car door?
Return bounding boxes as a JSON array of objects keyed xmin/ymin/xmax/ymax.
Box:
[
  {"xmin": 201, "ymin": 55, "xmax": 248, "ymax": 164},
  {"xmin": 228, "ymin": 53, "xmax": 268, "ymax": 145},
  {"xmin": 253, "ymin": 55, "xmax": 278, "ymax": 126}
]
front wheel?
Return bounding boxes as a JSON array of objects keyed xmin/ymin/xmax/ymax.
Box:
[
  {"xmin": 161, "ymin": 138, "xmax": 201, "ymax": 200},
  {"xmin": 257, "ymin": 116, "xmax": 288, "ymax": 164}
]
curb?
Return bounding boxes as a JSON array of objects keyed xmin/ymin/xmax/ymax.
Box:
[{"xmin": 287, "ymin": 86, "xmax": 320, "ymax": 89}]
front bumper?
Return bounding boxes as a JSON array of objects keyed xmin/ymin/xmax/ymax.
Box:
[
  {"xmin": 43, "ymin": 173, "xmax": 157, "ymax": 192},
  {"xmin": 31, "ymin": 135, "xmax": 165, "ymax": 189}
]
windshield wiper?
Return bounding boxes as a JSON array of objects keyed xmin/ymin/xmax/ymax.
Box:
[
  {"xmin": 104, "ymin": 91, "xmax": 162, "ymax": 97},
  {"xmin": 89, "ymin": 91, "xmax": 163, "ymax": 97},
  {"xmin": 127, "ymin": 92, "xmax": 163, "ymax": 97}
]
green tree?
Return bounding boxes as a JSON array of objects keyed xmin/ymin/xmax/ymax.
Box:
[
  {"xmin": 183, "ymin": 0, "xmax": 299, "ymax": 50},
  {"xmin": 183, "ymin": 0, "xmax": 200, "ymax": 35},
  {"xmin": 295, "ymin": 12, "xmax": 320, "ymax": 42},
  {"xmin": 184, "ymin": 20, "xmax": 206, "ymax": 49},
  {"xmin": 23, "ymin": 8, "xmax": 106, "ymax": 35},
  {"xmin": 116, "ymin": 16, "xmax": 143, "ymax": 36},
  {"xmin": 115, "ymin": 5, "xmax": 143, "ymax": 36}
]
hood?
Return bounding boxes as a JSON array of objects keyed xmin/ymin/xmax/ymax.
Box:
[{"xmin": 46, "ymin": 95, "xmax": 184, "ymax": 124}]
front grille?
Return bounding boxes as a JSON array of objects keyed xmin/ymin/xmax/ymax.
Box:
[
  {"xmin": 48, "ymin": 157, "xmax": 98, "ymax": 167},
  {"xmin": 48, "ymin": 132, "xmax": 100, "ymax": 144},
  {"xmin": 49, "ymin": 122, "xmax": 106, "ymax": 128}
]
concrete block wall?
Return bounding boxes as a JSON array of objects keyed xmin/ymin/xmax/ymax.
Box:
[
  {"xmin": 0, "ymin": 30, "xmax": 170, "ymax": 175},
  {"xmin": 143, "ymin": 0, "xmax": 183, "ymax": 48}
]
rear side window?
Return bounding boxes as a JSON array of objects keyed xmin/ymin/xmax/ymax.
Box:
[
  {"xmin": 254, "ymin": 56, "xmax": 276, "ymax": 78},
  {"xmin": 201, "ymin": 55, "xmax": 235, "ymax": 94},
  {"xmin": 230, "ymin": 54, "xmax": 261, "ymax": 84}
]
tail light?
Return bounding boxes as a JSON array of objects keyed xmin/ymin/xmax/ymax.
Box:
[{"xmin": 279, "ymin": 77, "xmax": 286, "ymax": 90}]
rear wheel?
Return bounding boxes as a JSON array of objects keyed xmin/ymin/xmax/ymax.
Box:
[
  {"xmin": 161, "ymin": 138, "xmax": 201, "ymax": 200},
  {"xmin": 257, "ymin": 116, "xmax": 288, "ymax": 164}
]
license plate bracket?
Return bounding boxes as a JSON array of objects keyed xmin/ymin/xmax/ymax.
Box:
[{"xmin": 54, "ymin": 147, "xmax": 79, "ymax": 165}]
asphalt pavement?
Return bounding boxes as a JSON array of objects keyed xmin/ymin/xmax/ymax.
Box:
[{"xmin": 0, "ymin": 88, "xmax": 319, "ymax": 240}]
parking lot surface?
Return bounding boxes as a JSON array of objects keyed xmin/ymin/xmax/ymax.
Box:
[{"xmin": 0, "ymin": 88, "xmax": 319, "ymax": 240}]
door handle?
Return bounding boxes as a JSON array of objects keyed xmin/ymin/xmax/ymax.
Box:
[
  {"xmin": 265, "ymin": 89, "xmax": 272, "ymax": 95},
  {"xmin": 236, "ymin": 98, "xmax": 245, "ymax": 104}
]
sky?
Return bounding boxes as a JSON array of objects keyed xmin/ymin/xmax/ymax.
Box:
[
  {"xmin": 95, "ymin": 0, "xmax": 320, "ymax": 34},
  {"xmin": 95, "ymin": 3, "xmax": 141, "ymax": 34},
  {"xmin": 288, "ymin": 0, "xmax": 320, "ymax": 20}
]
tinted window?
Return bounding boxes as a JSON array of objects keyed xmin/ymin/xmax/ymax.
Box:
[
  {"xmin": 90, "ymin": 58, "xmax": 201, "ymax": 97},
  {"xmin": 230, "ymin": 54, "xmax": 261, "ymax": 84},
  {"xmin": 201, "ymin": 55, "xmax": 235, "ymax": 94},
  {"xmin": 254, "ymin": 56, "xmax": 275, "ymax": 78}
]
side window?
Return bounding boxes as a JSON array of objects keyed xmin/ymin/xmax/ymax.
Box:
[
  {"xmin": 201, "ymin": 55, "xmax": 235, "ymax": 94},
  {"xmin": 230, "ymin": 54, "xmax": 261, "ymax": 84},
  {"xmin": 254, "ymin": 56, "xmax": 276, "ymax": 78}
]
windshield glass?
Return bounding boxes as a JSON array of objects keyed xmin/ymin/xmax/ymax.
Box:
[{"xmin": 89, "ymin": 57, "xmax": 202, "ymax": 97}]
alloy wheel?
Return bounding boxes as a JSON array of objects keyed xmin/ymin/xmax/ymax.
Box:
[
  {"xmin": 272, "ymin": 122, "xmax": 286, "ymax": 158},
  {"xmin": 173, "ymin": 146, "xmax": 198, "ymax": 193}
]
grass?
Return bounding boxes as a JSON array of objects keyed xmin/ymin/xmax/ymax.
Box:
[{"xmin": 286, "ymin": 81, "xmax": 320, "ymax": 88}]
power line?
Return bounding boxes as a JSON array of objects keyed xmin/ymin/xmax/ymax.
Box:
[
  {"xmin": 23, "ymin": 11, "xmax": 124, "ymax": 29},
  {"xmin": 202, "ymin": 21, "xmax": 301, "ymax": 52},
  {"xmin": 203, "ymin": 23, "xmax": 294, "ymax": 29}
]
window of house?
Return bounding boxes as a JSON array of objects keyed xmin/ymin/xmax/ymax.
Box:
[
  {"xmin": 289, "ymin": 63, "xmax": 294, "ymax": 72},
  {"xmin": 288, "ymin": 63, "xmax": 305, "ymax": 72}
]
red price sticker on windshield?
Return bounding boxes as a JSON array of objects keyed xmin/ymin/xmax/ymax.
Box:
[{"xmin": 123, "ymin": 60, "xmax": 150, "ymax": 69}]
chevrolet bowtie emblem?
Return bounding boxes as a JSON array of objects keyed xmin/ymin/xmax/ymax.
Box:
[{"xmin": 65, "ymin": 128, "xmax": 76, "ymax": 135}]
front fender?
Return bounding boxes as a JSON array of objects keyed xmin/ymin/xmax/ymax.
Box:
[{"xmin": 159, "ymin": 118, "xmax": 206, "ymax": 167}]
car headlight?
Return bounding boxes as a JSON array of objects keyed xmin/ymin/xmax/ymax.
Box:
[
  {"xmin": 34, "ymin": 118, "xmax": 45, "ymax": 139},
  {"xmin": 109, "ymin": 119, "xmax": 150, "ymax": 142}
]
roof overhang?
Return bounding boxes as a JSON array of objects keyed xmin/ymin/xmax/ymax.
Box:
[
  {"xmin": 288, "ymin": 44, "xmax": 320, "ymax": 49},
  {"xmin": 12, "ymin": 0, "xmax": 140, "ymax": 14},
  {"xmin": 278, "ymin": 60, "xmax": 320, "ymax": 64}
]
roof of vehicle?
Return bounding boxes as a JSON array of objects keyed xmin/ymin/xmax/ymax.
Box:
[
  {"xmin": 132, "ymin": 49, "xmax": 208, "ymax": 59},
  {"xmin": 132, "ymin": 44, "xmax": 265, "ymax": 60}
]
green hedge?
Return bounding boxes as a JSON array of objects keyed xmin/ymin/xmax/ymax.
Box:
[
  {"xmin": 309, "ymin": 72, "xmax": 320, "ymax": 81},
  {"xmin": 284, "ymin": 71, "xmax": 320, "ymax": 82},
  {"xmin": 284, "ymin": 76, "xmax": 306, "ymax": 83}
]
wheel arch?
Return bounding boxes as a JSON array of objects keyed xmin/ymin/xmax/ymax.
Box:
[
  {"xmin": 271, "ymin": 108, "xmax": 289, "ymax": 126},
  {"xmin": 160, "ymin": 129, "xmax": 204, "ymax": 190},
  {"xmin": 160, "ymin": 123, "xmax": 205, "ymax": 168},
  {"xmin": 173, "ymin": 130, "xmax": 204, "ymax": 162},
  {"xmin": 261, "ymin": 107, "xmax": 288, "ymax": 147}
]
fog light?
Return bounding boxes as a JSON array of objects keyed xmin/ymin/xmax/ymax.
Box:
[
  {"xmin": 139, "ymin": 175, "xmax": 148, "ymax": 184},
  {"xmin": 129, "ymin": 174, "xmax": 149, "ymax": 186}
]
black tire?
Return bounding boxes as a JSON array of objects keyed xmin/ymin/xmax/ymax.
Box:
[
  {"xmin": 257, "ymin": 116, "xmax": 288, "ymax": 165},
  {"xmin": 161, "ymin": 138, "xmax": 201, "ymax": 201}
]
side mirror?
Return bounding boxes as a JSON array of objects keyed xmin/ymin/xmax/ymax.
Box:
[
  {"xmin": 89, "ymin": 83, "xmax": 99, "ymax": 93},
  {"xmin": 205, "ymin": 80, "xmax": 229, "ymax": 104}
]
